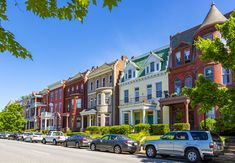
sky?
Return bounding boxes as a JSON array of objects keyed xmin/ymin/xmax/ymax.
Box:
[{"xmin": 0, "ymin": 0, "xmax": 234, "ymax": 109}]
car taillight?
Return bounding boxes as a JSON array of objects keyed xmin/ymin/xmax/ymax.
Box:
[
  {"xmin": 209, "ymin": 142, "xmax": 214, "ymax": 149},
  {"xmin": 124, "ymin": 141, "xmax": 132, "ymax": 145},
  {"xmin": 82, "ymin": 138, "xmax": 88, "ymax": 142}
]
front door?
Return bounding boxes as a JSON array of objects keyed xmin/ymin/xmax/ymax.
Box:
[{"xmin": 147, "ymin": 112, "xmax": 153, "ymax": 124}]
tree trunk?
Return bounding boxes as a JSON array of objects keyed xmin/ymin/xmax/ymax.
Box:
[{"xmin": 204, "ymin": 113, "xmax": 207, "ymax": 130}]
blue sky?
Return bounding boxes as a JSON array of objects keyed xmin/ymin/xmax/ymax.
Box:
[{"xmin": 0, "ymin": 0, "xmax": 234, "ymax": 109}]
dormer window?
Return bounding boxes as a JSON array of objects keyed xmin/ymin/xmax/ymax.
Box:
[
  {"xmin": 133, "ymin": 70, "xmax": 136, "ymax": 78},
  {"xmin": 184, "ymin": 49, "xmax": 190, "ymax": 63},
  {"xmin": 150, "ymin": 62, "xmax": 155, "ymax": 72},
  {"xmin": 156, "ymin": 63, "xmax": 160, "ymax": 71},
  {"xmin": 175, "ymin": 51, "xmax": 181, "ymax": 66},
  {"xmin": 96, "ymin": 80, "xmax": 99, "ymax": 88}
]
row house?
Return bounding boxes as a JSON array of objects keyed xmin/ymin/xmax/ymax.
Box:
[
  {"xmin": 159, "ymin": 4, "xmax": 235, "ymax": 129},
  {"xmin": 80, "ymin": 56, "xmax": 128, "ymax": 128},
  {"xmin": 40, "ymin": 81, "xmax": 65, "ymax": 131},
  {"xmin": 64, "ymin": 71, "xmax": 89, "ymax": 131},
  {"xmin": 119, "ymin": 46, "xmax": 170, "ymax": 125}
]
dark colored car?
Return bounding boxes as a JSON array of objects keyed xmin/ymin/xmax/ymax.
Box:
[
  {"xmin": 90, "ymin": 134, "xmax": 139, "ymax": 154},
  {"xmin": 63, "ymin": 134, "xmax": 92, "ymax": 148},
  {"xmin": 7, "ymin": 133, "xmax": 19, "ymax": 140}
]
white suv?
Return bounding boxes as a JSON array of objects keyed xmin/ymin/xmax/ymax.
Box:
[{"xmin": 42, "ymin": 131, "xmax": 66, "ymax": 145}]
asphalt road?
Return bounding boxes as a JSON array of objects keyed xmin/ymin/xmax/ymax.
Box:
[{"xmin": 0, "ymin": 139, "xmax": 186, "ymax": 163}]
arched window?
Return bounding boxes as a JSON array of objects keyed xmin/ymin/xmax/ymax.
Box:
[
  {"xmin": 185, "ymin": 76, "xmax": 193, "ymax": 88},
  {"xmin": 174, "ymin": 78, "xmax": 181, "ymax": 95}
]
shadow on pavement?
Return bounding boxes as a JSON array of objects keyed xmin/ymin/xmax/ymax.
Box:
[{"xmin": 135, "ymin": 155, "xmax": 187, "ymax": 163}]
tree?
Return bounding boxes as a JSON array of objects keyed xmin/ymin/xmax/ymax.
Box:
[
  {"xmin": 0, "ymin": 103, "xmax": 26, "ymax": 132},
  {"xmin": 0, "ymin": 0, "xmax": 122, "ymax": 59},
  {"xmin": 183, "ymin": 11, "xmax": 235, "ymax": 130}
]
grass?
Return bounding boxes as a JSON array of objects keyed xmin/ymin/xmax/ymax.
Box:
[{"xmin": 146, "ymin": 135, "xmax": 162, "ymax": 141}]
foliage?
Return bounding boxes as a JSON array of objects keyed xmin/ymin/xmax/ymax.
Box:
[
  {"xmin": 128, "ymin": 132, "xmax": 147, "ymax": 144},
  {"xmin": 151, "ymin": 124, "xmax": 170, "ymax": 135},
  {"xmin": 135, "ymin": 123, "xmax": 151, "ymax": 134},
  {"xmin": 200, "ymin": 118, "xmax": 216, "ymax": 132},
  {"xmin": 0, "ymin": 103, "xmax": 26, "ymax": 132},
  {"xmin": 100, "ymin": 126, "xmax": 110, "ymax": 135},
  {"xmin": 41, "ymin": 130, "xmax": 49, "ymax": 135},
  {"xmin": 109, "ymin": 125, "xmax": 132, "ymax": 135},
  {"xmin": 173, "ymin": 123, "xmax": 190, "ymax": 131},
  {"xmin": 86, "ymin": 126, "xmax": 101, "ymax": 134},
  {"xmin": 66, "ymin": 131, "xmax": 86, "ymax": 136},
  {"xmin": 0, "ymin": 0, "xmax": 121, "ymax": 59}
]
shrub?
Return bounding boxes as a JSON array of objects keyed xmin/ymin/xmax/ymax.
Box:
[
  {"xmin": 100, "ymin": 126, "xmax": 110, "ymax": 135},
  {"xmin": 128, "ymin": 132, "xmax": 147, "ymax": 144},
  {"xmin": 200, "ymin": 118, "xmax": 216, "ymax": 132},
  {"xmin": 135, "ymin": 123, "xmax": 151, "ymax": 134},
  {"xmin": 66, "ymin": 132, "xmax": 86, "ymax": 136},
  {"xmin": 173, "ymin": 123, "xmax": 190, "ymax": 131},
  {"xmin": 86, "ymin": 126, "xmax": 101, "ymax": 134},
  {"xmin": 151, "ymin": 124, "xmax": 170, "ymax": 135},
  {"xmin": 109, "ymin": 125, "xmax": 132, "ymax": 135},
  {"xmin": 41, "ymin": 130, "xmax": 49, "ymax": 135}
]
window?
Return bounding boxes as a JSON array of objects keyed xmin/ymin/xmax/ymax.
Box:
[
  {"xmin": 71, "ymin": 99, "xmax": 74, "ymax": 109},
  {"xmin": 185, "ymin": 76, "xmax": 193, "ymax": 88},
  {"xmin": 133, "ymin": 71, "xmax": 136, "ymax": 78},
  {"xmin": 124, "ymin": 113, "xmax": 129, "ymax": 124},
  {"xmin": 174, "ymin": 78, "xmax": 181, "ymax": 95},
  {"xmin": 94, "ymin": 98, "xmax": 97, "ymax": 107},
  {"xmin": 54, "ymin": 103, "xmax": 58, "ymax": 112},
  {"xmin": 203, "ymin": 33, "xmax": 213, "ymax": 40},
  {"xmin": 156, "ymin": 82, "xmax": 162, "ymax": 98},
  {"xmin": 147, "ymin": 84, "xmax": 152, "ymax": 100},
  {"xmin": 101, "ymin": 135, "xmax": 109, "ymax": 140},
  {"xmin": 50, "ymin": 92, "xmax": 54, "ymax": 101},
  {"xmin": 124, "ymin": 90, "xmax": 129, "ymax": 103},
  {"xmin": 145, "ymin": 66, "xmax": 149, "ymax": 74},
  {"xmin": 150, "ymin": 62, "xmax": 155, "ymax": 72},
  {"xmin": 204, "ymin": 66, "xmax": 214, "ymax": 81},
  {"xmin": 67, "ymin": 88, "xmax": 70, "ymax": 95},
  {"xmin": 207, "ymin": 107, "xmax": 216, "ymax": 119},
  {"xmin": 135, "ymin": 87, "xmax": 139, "ymax": 102},
  {"xmin": 157, "ymin": 110, "xmax": 161, "ymax": 123},
  {"xmin": 96, "ymin": 80, "xmax": 99, "ymax": 88},
  {"xmin": 134, "ymin": 112, "xmax": 140, "ymax": 124},
  {"xmin": 76, "ymin": 85, "xmax": 79, "ymax": 91},
  {"xmin": 162, "ymin": 132, "xmax": 176, "ymax": 140},
  {"xmin": 184, "ymin": 49, "xmax": 190, "ymax": 63},
  {"xmin": 81, "ymin": 84, "xmax": 84, "ymax": 91},
  {"xmin": 90, "ymin": 82, "xmax": 93, "ymax": 91},
  {"xmin": 59, "ymin": 102, "xmax": 62, "ymax": 113},
  {"xmin": 76, "ymin": 98, "xmax": 81, "ymax": 109},
  {"xmin": 102, "ymin": 78, "xmax": 106, "ymax": 87},
  {"xmin": 175, "ymin": 51, "xmax": 181, "ymax": 66},
  {"xmin": 98, "ymin": 94, "xmax": 101, "ymax": 105},
  {"xmin": 128, "ymin": 69, "xmax": 132, "ymax": 79},
  {"xmin": 175, "ymin": 132, "xmax": 189, "ymax": 140},
  {"xmin": 125, "ymin": 73, "xmax": 127, "ymax": 80},
  {"xmin": 190, "ymin": 132, "xmax": 208, "ymax": 140},
  {"xmin": 67, "ymin": 103, "xmax": 70, "ymax": 112},
  {"xmin": 71, "ymin": 87, "xmax": 74, "ymax": 93},
  {"xmin": 90, "ymin": 98, "xmax": 93, "ymax": 108},
  {"xmin": 109, "ymin": 75, "xmax": 113, "ymax": 84},
  {"xmin": 222, "ymin": 67, "xmax": 231, "ymax": 85},
  {"xmin": 59, "ymin": 89, "xmax": 62, "ymax": 99},
  {"xmin": 105, "ymin": 93, "xmax": 111, "ymax": 105},
  {"xmin": 76, "ymin": 116, "xmax": 81, "ymax": 128},
  {"xmin": 55, "ymin": 90, "xmax": 58, "ymax": 100},
  {"xmin": 156, "ymin": 63, "xmax": 160, "ymax": 71},
  {"xmin": 105, "ymin": 114, "xmax": 110, "ymax": 126}
]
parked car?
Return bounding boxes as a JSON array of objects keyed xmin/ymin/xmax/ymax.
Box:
[
  {"xmin": 144, "ymin": 130, "xmax": 224, "ymax": 163},
  {"xmin": 7, "ymin": 133, "xmax": 19, "ymax": 140},
  {"xmin": 63, "ymin": 134, "xmax": 92, "ymax": 148},
  {"xmin": 90, "ymin": 134, "xmax": 139, "ymax": 154},
  {"xmin": 17, "ymin": 132, "xmax": 31, "ymax": 141},
  {"xmin": 42, "ymin": 131, "xmax": 66, "ymax": 145},
  {"xmin": 24, "ymin": 132, "xmax": 43, "ymax": 143},
  {"xmin": 0, "ymin": 132, "xmax": 11, "ymax": 139}
]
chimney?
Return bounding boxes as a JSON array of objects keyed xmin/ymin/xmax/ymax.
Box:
[{"xmin": 121, "ymin": 55, "xmax": 128, "ymax": 61}]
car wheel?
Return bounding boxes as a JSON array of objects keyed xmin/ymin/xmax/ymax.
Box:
[
  {"xmin": 76, "ymin": 142, "xmax": 81, "ymax": 149},
  {"xmin": 114, "ymin": 145, "xmax": 122, "ymax": 154},
  {"xmin": 53, "ymin": 139, "xmax": 57, "ymax": 145},
  {"xmin": 90, "ymin": 143, "xmax": 96, "ymax": 151},
  {"xmin": 186, "ymin": 148, "xmax": 201, "ymax": 163},
  {"xmin": 63, "ymin": 142, "xmax": 68, "ymax": 147},
  {"xmin": 42, "ymin": 139, "xmax": 46, "ymax": 144},
  {"xmin": 146, "ymin": 145, "xmax": 157, "ymax": 158}
]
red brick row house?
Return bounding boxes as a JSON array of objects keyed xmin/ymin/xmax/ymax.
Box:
[{"xmin": 159, "ymin": 3, "xmax": 235, "ymax": 129}]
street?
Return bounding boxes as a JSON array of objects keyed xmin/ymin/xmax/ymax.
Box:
[{"xmin": 0, "ymin": 139, "xmax": 185, "ymax": 163}]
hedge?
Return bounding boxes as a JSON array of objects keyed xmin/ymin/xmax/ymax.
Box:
[
  {"xmin": 109, "ymin": 125, "xmax": 132, "ymax": 135},
  {"xmin": 135, "ymin": 123, "xmax": 150, "ymax": 134},
  {"xmin": 200, "ymin": 118, "xmax": 216, "ymax": 132},
  {"xmin": 41, "ymin": 130, "xmax": 49, "ymax": 135},
  {"xmin": 128, "ymin": 132, "xmax": 147, "ymax": 143},
  {"xmin": 86, "ymin": 126, "xmax": 101, "ymax": 134},
  {"xmin": 173, "ymin": 123, "xmax": 190, "ymax": 131},
  {"xmin": 66, "ymin": 132, "xmax": 86, "ymax": 136},
  {"xmin": 100, "ymin": 126, "xmax": 110, "ymax": 135},
  {"xmin": 151, "ymin": 124, "xmax": 170, "ymax": 135}
]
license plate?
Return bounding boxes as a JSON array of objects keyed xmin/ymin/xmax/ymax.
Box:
[{"xmin": 134, "ymin": 143, "xmax": 138, "ymax": 146}]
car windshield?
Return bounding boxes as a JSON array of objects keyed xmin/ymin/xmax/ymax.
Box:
[
  {"xmin": 211, "ymin": 133, "xmax": 222, "ymax": 142},
  {"xmin": 161, "ymin": 132, "xmax": 176, "ymax": 140},
  {"xmin": 53, "ymin": 132, "xmax": 64, "ymax": 136},
  {"xmin": 190, "ymin": 132, "xmax": 208, "ymax": 140},
  {"xmin": 118, "ymin": 135, "xmax": 130, "ymax": 140}
]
